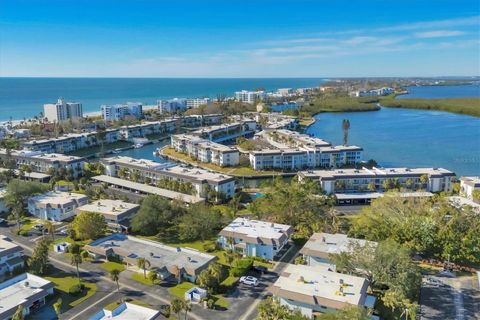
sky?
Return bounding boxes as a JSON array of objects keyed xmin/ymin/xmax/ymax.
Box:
[{"xmin": 0, "ymin": 0, "xmax": 479, "ymax": 77}]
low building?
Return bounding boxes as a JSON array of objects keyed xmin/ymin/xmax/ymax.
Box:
[
  {"xmin": 76, "ymin": 199, "xmax": 140, "ymax": 232},
  {"xmin": 0, "ymin": 235, "xmax": 24, "ymax": 277},
  {"xmin": 0, "ymin": 149, "xmax": 86, "ymax": 178},
  {"xmin": 27, "ymin": 191, "xmax": 89, "ymax": 221},
  {"xmin": 171, "ymin": 134, "xmax": 240, "ymax": 167},
  {"xmin": 299, "ymin": 233, "xmax": 377, "ymax": 269},
  {"xmin": 218, "ymin": 218, "xmax": 293, "ymax": 260},
  {"xmin": 85, "ymin": 234, "xmax": 216, "ymax": 282},
  {"xmin": 269, "ymin": 264, "xmax": 374, "ymax": 318},
  {"xmin": 89, "ymin": 302, "xmax": 160, "ymax": 320},
  {"xmin": 44, "ymin": 97, "xmax": 83, "ymax": 123},
  {"xmin": 101, "ymin": 102, "xmax": 143, "ymax": 122},
  {"xmin": 0, "ymin": 273, "xmax": 54, "ymax": 319},
  {"xmin": 298, "ymin": 167, "xmax": 455, "ymax": 194},
  {"xmin": 193, "ymin": 120, "xmax": 257, "ymax": 143},
  {"xmin": 102, "ymin": 156, "xmax": 236, "ymax": 198},
  {"xmin": 459, "ymin": 176, "xmax": 480, "ymax": 200}
]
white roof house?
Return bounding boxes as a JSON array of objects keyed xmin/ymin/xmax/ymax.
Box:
[
  {"xmin": 219, "ymin": 218, "xmax": 293, "ymax": 246},
  {"xmin": 89, "ymin": 302, "xmax": 160, "ymax": 320},
  {"xmin": 0, "ymin": 273, "xmax": 54, "ymax": 319},
  {"xmin": 27, "ymin": 191, "xmax": 89, "ymax": 221},
  {"xmin": 300, "ymin": 233, "xmax": 377, "ymax": 259}
]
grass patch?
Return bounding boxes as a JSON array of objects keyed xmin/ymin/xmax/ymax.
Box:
[
  {"xmin": 212, "ymin": 294, "xmax": 230, "ymax": 309},
  {"xmin": 299, "ymin": 117, "xmax": 315, "ymax": 126},
  {"xmin": 253, "ymin": 260, "xmax": 274, "ymax": 269},
  {"xmin": 302, "ymin": 96, "xmax": 380, "ymax": 115},
  {"xmin": 101, "ymin": 261, "xmax": 125, "ymax": 273},
  {"xmin": 168, "ymin": 282, "xmax": 196, "ymax": 299},
  {"xmin": 45, "ymin": 273, "xmax": 97, "ymax": 309},
  {"xmin": 221, "ymin": 276, "xmax": 238, "ymax": 287},
  {"xmin": 131, "ymin": 272, "xmax": 158, "ymax": 286}
]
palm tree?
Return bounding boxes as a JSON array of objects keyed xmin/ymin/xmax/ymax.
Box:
[
  {"xmin": 137, "ymin": 257, "xmax": 151, "ymax": 279},
  {"xmin": 45, "ymin": 221, "xmax": 55, "ymax": 241},
  {"xmin": 170, "ymin": 299, "xmax": 183, "ymax": 319},
  {"xmin": 70, "ymin": 252, "xmax": 83, "ymax": 285},
  {"xmin": 110, "ymin": 269, "xmax": 121, "ymax": 294},
  {"xmin": 183, "ymin": 301, "xmax": 191, "ymax": 320},
  {"xmin": 342, "ymin": 119, "xmax": 350, "ymax": 146}
]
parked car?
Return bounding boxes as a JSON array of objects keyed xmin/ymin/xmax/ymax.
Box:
[
  {"xmin": 253, "ymin": 265, "xmax": 268, "ymax": 274},
  {"xmin": 0, "ymin": 218, "xmax": 6, "ymax": 225},
  {"xmin": 239, "ymin": 276, "xmax": 259, "ymax": 286},
  {"xmin": 33, "ymin": 224, "xmax": 45, "ymax": 231}
]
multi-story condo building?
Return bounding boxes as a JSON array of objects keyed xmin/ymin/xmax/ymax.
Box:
[
  {"xmin": 171, "ymin": 134, "xmax": 240, "ymax": 166},
  {"xmin": 77, "ymin": 199, "xmax": 140, "ymax": 232},
  {"xmin": 350, "ymin": 87, "xmax": 394, "ymax": 97},
  {"xmin": 256, "ymin": 113, "xmax": 299, "ymax": 130},
  {"xmin": 101, "ymin": 102, "xmax": 143, "ymax": 122},
  {"xmin": 0, "ymin": 149, "xmax": 85, "ymax": 178},
  {"xmin": 300, "ymin": 233, "xmax": 377, "ymax": 270},
  {"xmin": 298, "ymin": 167, "xmax": 455, "ymax": 194},
  {"xmin": 269, "ymin": 264, "xmax": 374, "ymax": 318},
  {"xmin": 43, "ymin": 97, "xmax": 83, "ymax": 123},
  {"xmin": 193, "ymin": 120, "xmax": 257, "ymax": 143},
  {"xmin": 157, "ymin": 98, "xmax": 187, "ymax": 114},
  {"xmin": 118, "ymin": 120, "xmax": 177, "ymax": 140},
  {"xmin": 217, "ymin": 218, "xmax": 293, "ymax": 260},
  {"xmin": 0, "ymin": 235, "xmax": 24, "ymax": 277},
  {"xmin": 235, "ymin": 90, "xmax": 266, "ymax": 104},
  {"xmin": 102, "ymin": 156, "xmax": 236, "ymax": 198},
  {"xmin": 459, "ymin": 176, "xmax": 480, "ymax": 200},
  {"xmin": 28, "ymin": 191, "xmax": 89, "ymax": 221},
  {"xmin": 0, "ymin": 273, "xmax": 54, "ymax": 320},
  {"xmin": 86, "ymin": 234, "xmax": 216, "ymax": 282},
  {"xmin": 186, "ymin": 97, "xmax": 211, "ymax": 109},
  {"xmin": 182, "ymin": 114, "xmax": 223, "ymax": 127}
]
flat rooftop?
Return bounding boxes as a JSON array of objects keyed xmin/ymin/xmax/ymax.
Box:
[
  {"xmin": 460, "ymin": 176, "xmax": 480, "ymax": 187},
  {"xmin": 0, "ymin": 234, "xmax": 23, "ymax": 257},
  {"xmin": 77, "ymin": 199, "xmax": 139, "ymax": 216},
  {"xmin": 90, "ymin": 302, "xmax": 160, "ymax": 320},
  {"xmin": 0, "ymin": 149, "xmax": 84, "ymax": 162},
  {"xmin": 300, "ymin": 167, "xmax": 455, "ymax": 179},
  {"xmin": 219, "ymin": 218, "xmax": 293, "ymax": 245},
  {"xmin": 86, "ymin": 234, "xmax": 216, "ymax": 275},
  {"xmin": 300, "ymin": 233, "xmax": 377, "ymax": 259},
  {"xmin": 334, "ymin": 191, "xmax": 434, "ymax": 200},
  {"xmin": 92, "ymin": 175, "xmax": 203, "ymax": 204},
  {"xmin": 29, "ymin": 191, "xmax": 88, "ymax": 206},
  {"xmin": 0, "ymin": 273, "xmax": 54, "ymax": 319},
  {"xmin": 270, "ymin": 264, "xmax": 368, "ymax": 308}
]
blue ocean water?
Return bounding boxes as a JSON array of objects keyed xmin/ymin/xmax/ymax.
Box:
[
  {"xmin": 0, "ymin": 77, "xmax": 325, "ymax": 121},
  {"xmin": 305, "ymin": 107, "xmax": 480, "ymax": 176},
  {"xmin": 398, "ymin": 84, "xmax": 480, "ymax": 99}
]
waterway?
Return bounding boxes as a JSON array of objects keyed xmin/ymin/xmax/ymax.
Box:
[{"xmin": 398, "ymin": 84, "xmax": 480, "ymax": 99}]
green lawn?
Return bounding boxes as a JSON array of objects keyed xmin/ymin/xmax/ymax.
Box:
[
  {"xmin": 101, "ymin": 261, "xmax": 125, "ymax": 273},
  {"xmin": 45, "ymin": 274, "xmax": 97, "ymax": 309},
  {"xmin": 212, "ymin": 294, "xmax": 230, "ymax": 309},
  {"xmin": 220, "ymin": 276, "xmax": 238, "ymax": 287},
  {"xmin": 131, "ymin": 272, "xmax": 158, "ymax": 286},
  {"xmin": 253, "ymin": 260, "xmax": 274, "ymax": 269},
  {"xmin": 168, "ymin": 282, "xmax": 195, "ymax": 299}
]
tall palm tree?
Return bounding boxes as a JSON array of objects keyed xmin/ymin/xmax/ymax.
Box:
[
  {"xmin": 110, "ymin": 269, "xmax": 121, "ymax": 294},
  {"xmin": 183, "ymin": 301, "xmax": 191, "ymax": 320},
  {"xmin": 341, "ymin": 119, "xmax": 350, "ymax": 146},
  {"xmin": 137, "ymin": 257, "xmax": 151, "ymax": 279},
  {"xmin": 71, "ymin": 253, "xmax": 83, "ymax": 285},
  {"xmin": 170, "ymin": 299, "xmax": 183, "ymax": 319}
]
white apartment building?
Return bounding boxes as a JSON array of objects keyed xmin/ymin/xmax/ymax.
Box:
[
  {"xmin": 182, "ymin": 114, "xmax": 223, "ymax": 127},
  {"xmin": 0, "ymin": 235, "xmax": 24, "ymax": 277},
  {"xmin": 0, "ymin": 149, "xmax": 85, "ymax": 178},
  {"xmin": 90, "ymin": 302, "xmax": 160, "ymax": 320},
  {"xmin": 186, "ymin": 97, "xmax": 211, "ymax": 109},
  {"xmin": 459, "ymin": 176, "xmax": 480, "ymax": 200},
  {"xmin": 101, "ymin": 102, "xmax": 143, "ymax": 122},
  {"xmin": 77, "ymin": 199, "xmax": 140, "ymax": 232},
  {"xmin": 102, "ymin": 156, "xmax": 236, "ymax": 198},
  {"xmin": 171, "ymin": 134, "xmax": 240, "ymax": 167},
  {"xmin": 217, "ymin": 218, "xmax": 293, "ymax": 260},
  {"xmin": 270, "ymin": 264, "xmax": 374, "ymax": 318},
  {"xmin": 0, "ymin": 273, "xmax": 54, "ymax": 320},
  {"xmin": 193, "ymin": 120, "xmax": 257, "ymax": 143},
  {"xmin": 235, "ymin": 90, "xmax": 266, "ymax": 104},
  {"xmin": 157, "ymin": 98, "xmax": 187, "ymax": 114},
  {"xmin": 118, "ymin": 120, "xmax": 177, "ymax": 139},
  {"xmin": 300, "ymin": 233, "xmax": 377, "ymax": 270},
  {"xmin": 298, "ymin": 167, "xmax": 455, "ymax": 194},
  {"xmin": 28, "ymin": 191, "xmax": 89, "ymax": 221},
  {"xmin": 350, "ymin": 87, "xmax": 394, "ymax": 97},
  {"xmin": 43, "ymin": 97, "xmax": 83, "ymax": 122}
]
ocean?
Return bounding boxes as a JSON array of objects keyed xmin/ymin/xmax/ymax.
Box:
[{"xmin": 0, "ymin": 77, "xmax": 325, "ymax": 121}]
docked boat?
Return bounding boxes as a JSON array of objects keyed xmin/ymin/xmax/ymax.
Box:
[{"xmin": 133, "ymin": 143, "xmax": 143, "ymax": 149}]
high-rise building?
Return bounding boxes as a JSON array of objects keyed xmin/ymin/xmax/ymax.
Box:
[
  {"xmin": 101, "ymin": 102, "xmax": 143, "ymax": 122},
  {"xmin": 43, "ymin": 97, "xmax": 83, "ymax": 122},
  {"xmin": 234, "ymin": 90, "xmax": 266, "ymax": 104}
]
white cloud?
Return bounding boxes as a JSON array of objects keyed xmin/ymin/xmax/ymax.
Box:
[{"xmin": 414, "ymin": 30, "xmax": 466, "ymax": 38}]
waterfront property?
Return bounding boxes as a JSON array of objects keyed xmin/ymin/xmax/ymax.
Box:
[
  {"xmin": 43, "ymin": 97, "xmax": 83, "ymax": 123},
  {"xmin": 0, "ymin": 148, "xmax": 85, "ymax": 178},
  {"xmin": 193, "ymin": 120, "xmax": 257, "ymax": 143},
  {"xmin": 76, "ymin": 199, "xmax": 140, "ymax": 232},
  {"xmin": 459, "ymin": 176, "xmax": 480, "ymax": 200},
  {"xmin": 269, "ymin": 264, "xmax": 374, "ymax": 318},
  {"xmin": 298, "ymin": 167, "xmax": 455, "ymax": 194},
  {"xmin": 0, "ymin": 273, "xmax": 54, "ymax": 320},
  {"xmin": 0, "ymin": 235, "xmax": 24, "ymax": 278},
  {"xmin": 101, "ymin": 102, "xmax": 143, "ymax": 122},
  {"xmin": 186, "ymin": 97, "xmax": 212, "ymax": 109},
  {"xmin": 235, "ymin": 90, "xmax": 266, "ymax": 104},
  {"xmin": 299, "ymin": 233, "xmax": 377, "ymax": 269},
  {"xmin": 89, "ymin": 302, "xmax": 160, "ymax": 320},
  {"xmin": 349, "ymin": 87, "xmax": 394, "ymax": 97},
  {"xmin": 257, "ymin": 113, "xmax": 299, "ymax": 130},
  {"xmin": 27, "ymin": 191, "xmax": 89, "ymax": 221},
  {"xmin": 118, "ymin": 119, "xmax": 177, "ymax": 140},
  {"xmin": 157, "ymin": 98, "xmax": 188, "ymax": 114},
  {"xmin": 217, "ymin": 218, "xmax": 293, "ymax": 260},
  {"xmin": 334, "ymin": 191, "xmax": 434, "ymax": 206},
  {"xmin": 182, "ymin": 114, "xmax": 223, "ymax": 127},
  {"xmin": 102, "ymin": 156, "xmax": 236, "ymax": 198},
  {"xmin": 171, "ymin": 134, "xmax": 240, "ymax": 166},
  {"xmin": 85, "ymin": 234, "xmax": 217, "ymax": 282}
]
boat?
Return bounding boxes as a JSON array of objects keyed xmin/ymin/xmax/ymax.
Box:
[
  {"xmin": 133, "ymin": 143, "xmax": 143, "ymax": 149},
  {"xmin": 152, "ymin": 148, "xmax": 160, "ymax": 156}
]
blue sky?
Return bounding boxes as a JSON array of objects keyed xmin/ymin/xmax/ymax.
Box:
[{"xmin": 1, "ymin": 0, "xmax": 479, "ymax": 77}]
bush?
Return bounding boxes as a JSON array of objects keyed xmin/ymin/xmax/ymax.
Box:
[
  {"xmin": 107, "ymin": 255, "xmax": 122, "ymax": 263},
  {"xmin": 229, "ymin": 258, "xmax": 253, "ymax": 277},
  {"xmin": 203, "ymin": 243, "xmax": 216, "ymax": 252},
  {"xmin": 207, "ymin": 298, "xmax": 215, "ymax": 309},
  {"xmin": 18, "ymin": 230, "xmax": 29, "ymax": 237},
  {"xmin": 68, "ymin": 284, "xmax": 84, "ymax": 295},
  {"xmin": 81, "ymin": 250, "xmax": 89, "ymax": 259},
  {"xmin": 162, "ymin": 305, "xmax": 170, "ymax": 318}
]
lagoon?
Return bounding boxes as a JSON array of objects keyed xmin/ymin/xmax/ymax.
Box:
[
  {"xmin": 306, "ymin": 107, "xmax": 480, "ymax": 176},
  {"xmin": 398, "ymin": 84, "xmax": 480, "ymax": 99}
]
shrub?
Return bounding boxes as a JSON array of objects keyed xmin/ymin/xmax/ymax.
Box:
[
  {"xmin": 107, "ymin": 255, "xmax": 122, "ymax": 263},
  {"xmin": 162, "ymin": 305, "xmax": 170, "ymax": 318},
  {"xmin": 229, "ymin": 258, "xmax": 253, "ymax": 277},
  {"xmin": 18, "ymin": 230, "xmax": 29, "ymax": 237},
  {"xmin": 203, "ymin": 243, "xmax": 216, "ymax": 252},
  {"xmin": 68, "ymin": 284, "xmax": 84, "ymax": 295},
  {"xmin": 207, "ymin": 299, "xmax": 215, "ymax": 309},
  {"xmin": 81, "ymin": 250, "xmax": 89, "ymax": 259}
]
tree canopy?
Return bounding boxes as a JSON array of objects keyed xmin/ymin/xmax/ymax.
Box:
[{"xmin": 72, "ymin": 211, "xmax": 107, "ymax": 240}]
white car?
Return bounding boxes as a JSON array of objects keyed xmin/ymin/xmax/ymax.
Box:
[{"xmin": 239, "ymin": 276, "xmax": 259, "ymax": 286}]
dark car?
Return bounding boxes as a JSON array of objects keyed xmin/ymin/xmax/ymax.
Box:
[{"xmin": 253, "ymin": 265, "xmax": 268, "ymax": 274}]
